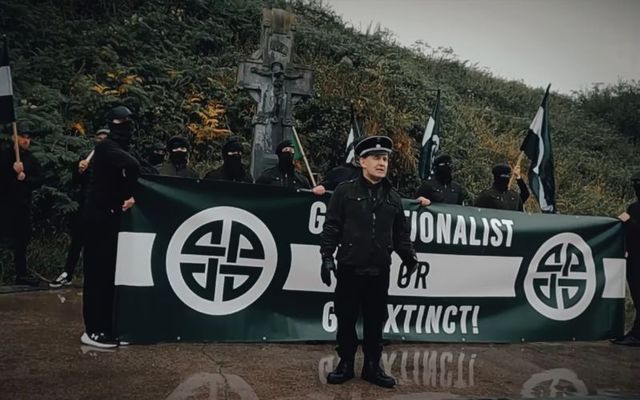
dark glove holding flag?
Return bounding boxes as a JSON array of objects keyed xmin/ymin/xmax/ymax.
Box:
[{"xmin": 320, "ymin": 257, "xmax": 336, "ymax": 287}]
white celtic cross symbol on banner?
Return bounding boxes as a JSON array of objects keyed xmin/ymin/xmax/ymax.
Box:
[{"xmin": 524, "ymin": 233, "xmax": 596, "ymax": 321}]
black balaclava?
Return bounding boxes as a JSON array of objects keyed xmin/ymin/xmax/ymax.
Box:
[
  {"xmin": 107, "ymin": 106, "xmax": 134, "ymax": 149},
  {"xmin": 167, "ymin": 136, "xmax": 189, "ymax": 168},
  {"xmin": 492, "ymin": 163, "xmax": 511, "ymax": 193},
  {"xmin": 276, "ymin": 140, "xmax": 294, "ymax": 172},
  {"xmin": 222, "ymin": 138, "xmax": 244, "ymax": 179},
  {"xmin": 148, "ymin": 142, "xmax": 166, "ymax": 166},
  {"xmin": 433, "ymin": 154, "xmax": 453, "ymax": 184}
]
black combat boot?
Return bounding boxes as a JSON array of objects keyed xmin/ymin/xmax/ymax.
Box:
[
  {"xmin": 361, "ymin": 358, "xmax": 396, "ymax": 388},
  {"xmin": 327, "ymin": 358, "xmax": 355, "ymax": 384}
]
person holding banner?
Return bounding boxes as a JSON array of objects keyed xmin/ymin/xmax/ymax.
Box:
[
  {"xmin": 613, "ymin": 171, "xmax": 640, "ymax": 346},
  {"xmin": 80, "ymin": 106, "xmax": 139, "ymax": 349},
  {"xmin": 320, "ymin": 135, "xmax": 418, "ymax": 388},
  {"xmin": 0, "ymin": 123, "xmax": 43, "ymax": 286},
  {"xmin": 50, "ymin": 128, "xmax": 109, "ymax": 287},
  {"xmin": 414, "ymin": 153, "xmax": 471, "ymax": 205},
  {"xmin": 312, "ymin": 137, "xmax": 364, "ymax": 196},
  {"xmin": 256, "ymin": 140, "xmax": 310, "ymax": 189},
  {"xmin": 475, "ymin": 163, "xmax": 529, "ymax": 211}
]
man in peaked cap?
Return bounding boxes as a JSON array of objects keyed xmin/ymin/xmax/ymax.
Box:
[
  {"xmin": 159, "ymin": 135, "xmax": 198, "ymax": 178},
  {"xmin": 0, "ymin": 122, "xmax": 44, "ymax": 286},
  {"xmin": 613, "ymin": 171, "xmax": 640, "ymax": 346},
  {"xmin": 474, "ymin": 163, "xmax": 529, "ymax": 211},
  {"xmin": 319, "ymin": 135, "xmax": 419, "ymax": 388}
]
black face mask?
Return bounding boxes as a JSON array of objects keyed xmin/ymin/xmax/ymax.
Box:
[
  {"xmin": 223, "ymin": 154, "xmax": 244, "ymax": 179},
  {"xmin": 633, "ymin": 182, "xmax": 640, "ymax": 200},
  {"xmin": 494, "ymin": 177, "xmax": 509, "ymax": 192},
  {"xmin": 278, "ymin": 152, "xmax": 294, "ymax": 171},
  {"xmin": 434, "ymin": 165, "xmax": 452, "ymax": 184},
  {"xmin": 108, "ymin": 121, "xmax": 134, "ymax": 149},
  {"xmin": 148, "ymin": 153, "xmax": 165, "ymax": 166},
  {"xmin": 169, "ymin": 151, "xmax": 188, "ymax": 167}
]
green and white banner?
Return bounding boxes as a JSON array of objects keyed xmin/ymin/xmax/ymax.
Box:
[{"xmin": 115, "ymin": 176, "xmax": 626, "ymax": 343}]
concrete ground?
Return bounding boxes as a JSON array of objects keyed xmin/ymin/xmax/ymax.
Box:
[{"xmin": 1, "ymin": 288, "xmax": 638, "ymax": 400}]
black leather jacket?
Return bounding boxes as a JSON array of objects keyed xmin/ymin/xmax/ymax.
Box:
[{"xmin": 320, "ymin": 174, "xmax": 416, "ymax": 268}]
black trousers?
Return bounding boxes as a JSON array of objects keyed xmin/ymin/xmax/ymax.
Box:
[
  {"xmin": 82, "ymin": 209, "xmax": 119, "ymax": 336},
  {"xmin": 334, "ymin": 266, "xmax": 389, "ymax": 362},
  {"xmin": 63, "ymin": 211, "xmax": 84, "ymax": 277},
  {"xmin": 3, "ymin": 207, "xmax": 31, "ymax": 278},
  {"xmin": 628, "ymin": 254, "xmax": 640, "ymax": 336}
]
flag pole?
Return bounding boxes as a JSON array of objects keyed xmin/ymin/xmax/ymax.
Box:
[
  {"xmin": 508, "ymin": 151, "xmax": 524, "ymax": 189},
  {"xmin": 292, "ymin": 126, "xmax": 317, "ymax": 187},
  {"xmin": 85, "ymin": 149, "xmax": 95, "ymax": 162},
  {"xmin": 12, "ymin": 121, "xmax": 20, "ymax": 163}
]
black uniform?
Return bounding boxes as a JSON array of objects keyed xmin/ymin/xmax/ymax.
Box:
[
  {"xmin": 320, "ymin": 163, "xmax": 361, "ymax": 191},
  {"xmin": 414, "ymin": 178, "xmax": 471, "ymax": 205},
  {"xmin": 0, "ymin": 146, "xmax": 43, "ymax": 281},
  {"xmin": 158, "ymin": 161, "xmax": 198, "ymax": 178},
  {"xmin": 82, "ymin": 138, "xmax": 139, "ymax": 338},
  {"xmin": 256, "ymin": 166, "xmax": 310, "ymax": 189},
  {"xmin": 62, "ymin": 156, "xmax": 93, "ymax": 278},
  {"xmin": 623, "ymin": 200, "xmax": 640, "ymax": 339},
  {"xmin": 320, "ymin": 175, "xmax": 416, "ymax": 362},
  {"xmin": 475, "ymin": 178, "xmax": 529, "ymax": 211},
  {"xmin": 204, "ymin": 166, "xmax": 253, "ymax": 183}
]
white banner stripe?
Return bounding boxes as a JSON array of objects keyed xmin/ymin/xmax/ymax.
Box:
[
  {"xmin": 284, "ymin": 244, "xmax": 522, "ymax": 297},
  {"xmin": 115, "ymin": 232, "xmax": 156, "ymax": 287},
  {"xmin": 602, "ymin": 258, "xmax": 626, "ymax": 299}
]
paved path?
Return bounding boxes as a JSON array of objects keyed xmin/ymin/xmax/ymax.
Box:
[{"xmin": 1, "ymin": 288, "xmax": 638, "ymax": 399}]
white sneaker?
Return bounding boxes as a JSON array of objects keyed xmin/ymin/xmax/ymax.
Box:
[
  {"xmin": 49, "ymin": 272, "xmax": 72, "ymax": 288},
  {"xmin": 80, "ymin": 332, "xmax": 118, "ymax": 349}
]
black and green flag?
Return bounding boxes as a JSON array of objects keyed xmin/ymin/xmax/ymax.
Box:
[
  {"xmin": 418, "ymin": 90, "xmax": 441, "ymax": 180},
  {"xmin": 520, "ymin": 84, "xmax": 556, "ymax": 213},
  {"xmin": 0, "ymin": 37, "xmax": 16, "ymax": 124},
  {"xmin": 345, "ymin": 104, "xmax": 362, "ymax": 164}
]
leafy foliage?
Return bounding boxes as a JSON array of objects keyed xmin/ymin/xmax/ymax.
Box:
[{"xmin": 0, "ymin": 0, "xmax": 637, "ymax": 283}]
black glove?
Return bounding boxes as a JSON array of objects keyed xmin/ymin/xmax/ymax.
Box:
[
  {"xmin": 404, "ymin": 256, "xmax": 418, "ymax": 277},
  {"xmin": 321, "ymin": 257, "xmax": 337, "ymax": 287}
]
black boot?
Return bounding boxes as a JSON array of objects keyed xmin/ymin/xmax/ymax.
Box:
[
  {"xmin": 327, "ymin": 358, "xmax": 355, "ymax": 384},
  {"xmin": 361, "ymin": 359, "xmax": 395, "ymax": 388}
]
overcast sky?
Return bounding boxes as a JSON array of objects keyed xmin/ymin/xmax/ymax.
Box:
[{"xmin": 323, "ymin": 0, "xmax": 640, "ymax": 94}]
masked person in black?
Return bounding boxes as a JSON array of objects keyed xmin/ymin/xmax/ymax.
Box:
[
  {"xmin": 475, "ymin": 163, "xmax": 530, "ymax": 211},
  {"xmin": 204, "ymin": 137, "xmax": 253, "ymax": 183},
  {"xmin": 50, "ymin": 128, "xmax": 109, "ymax": 288},
  {"xmin": 81, "ymin": 105, "xmax": 140, "ymax": 349},
  {"xmin": 320, "ymin": 136, "xmax": 418, "ymax": 388},
  {"xmin": 139, "ymin": 141, "xmax": 165, "ymax": 175},
  {"xmin": 612, "ymin": 171, "xmax": 640, "ymax": 346},
  {"xmin": 0, "ymin": 124, "xmax": 44, "ymax": 286},
  {"xmin": 256, "ymin": 140, "xmax": 310, "ymax": 189},
  {"xmin": 415, "ymin": 154, "xmax": 472, "ymax": 205},
  {"xmin": 159, "ymin": 135, "xmax": 198, "ymax": 178}
]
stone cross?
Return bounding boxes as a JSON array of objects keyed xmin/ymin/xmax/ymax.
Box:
[{"xmin": 237, "ymin": 7, "xmax": 314, "ymax": 179}]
